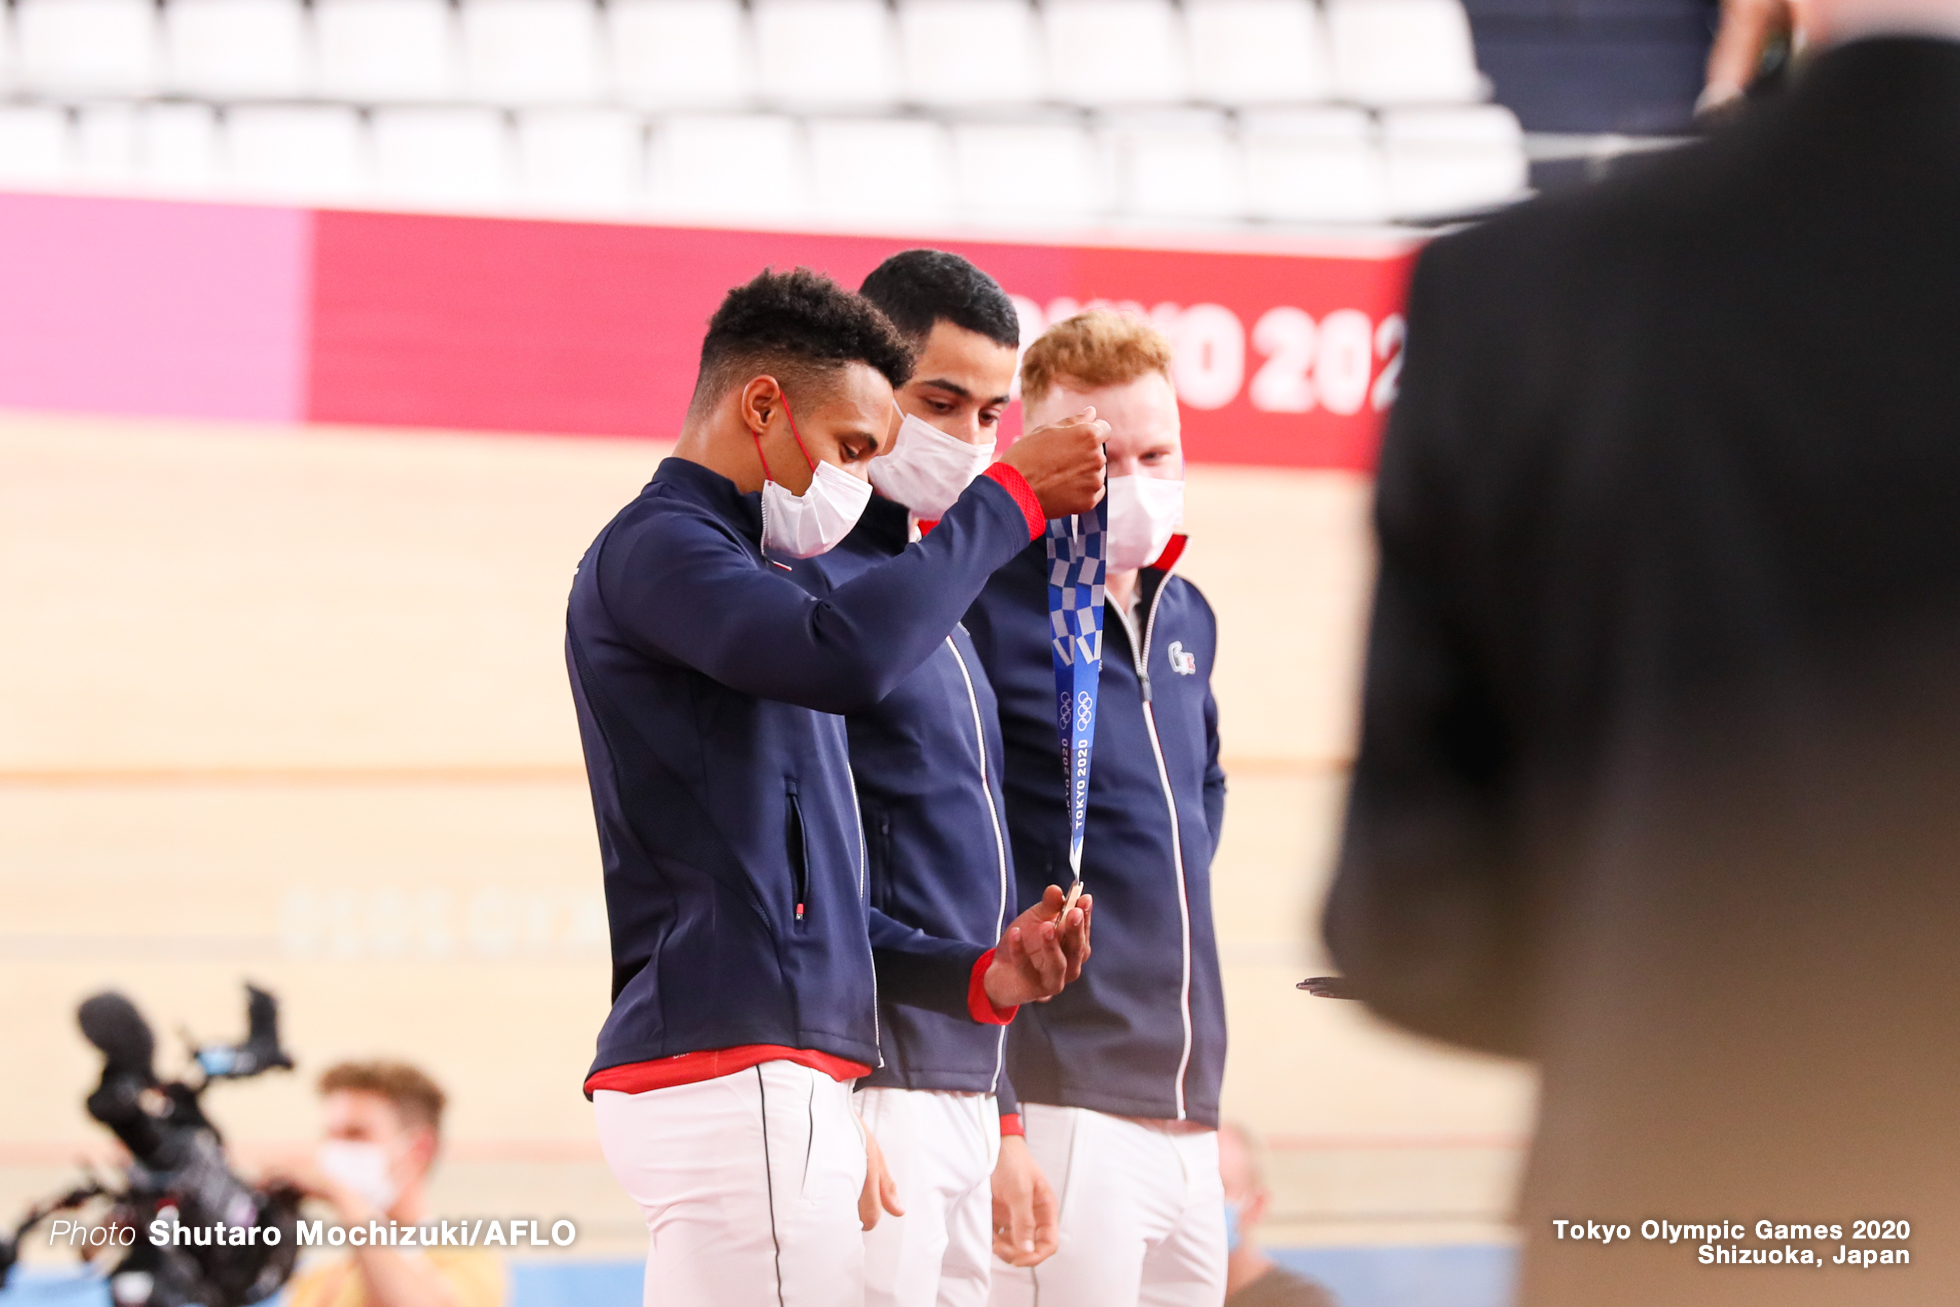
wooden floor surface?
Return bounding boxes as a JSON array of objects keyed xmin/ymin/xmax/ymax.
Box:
[{"xmin": 0, "ymin": 412, "xmax": 1532, "ymax": 1259}]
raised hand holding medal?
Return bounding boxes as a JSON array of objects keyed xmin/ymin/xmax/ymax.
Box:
[
  {"xmin": 974, "ymin": 407, "xmax": 1111, "ymax": 1009},
  {"xmin": 1048, "ymin": 499, "xmax": 1106, "ymax": 907}
]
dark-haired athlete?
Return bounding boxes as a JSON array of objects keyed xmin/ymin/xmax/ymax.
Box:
[
  {"xmin": 790, "ymin": 251, "xmax": 1073, "ymax": 1307},
  {"xmin": 566, "ymin": 268, "xmax": 1106, "ymax": 1307}
]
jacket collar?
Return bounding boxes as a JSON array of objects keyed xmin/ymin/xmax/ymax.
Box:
[
  {"xmin": 1133, "ymin": 534, "xmax": 1189, "ymax": 625},
  {"xmin": 845, "ymin": 491, "xmax": 912, "ymax": 556},
  {"xmin": 654, "ymin": 455, "xmax": 763, "ymax": 544},
  {"xmin": 1147, "ymin": 534, "xmax": 1189, "ymax": 575}
]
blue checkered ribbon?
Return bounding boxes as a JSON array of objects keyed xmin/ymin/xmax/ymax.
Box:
[{"xmin": 1045, "ymin": 499, "xmax": 1108, "ymax": 884}]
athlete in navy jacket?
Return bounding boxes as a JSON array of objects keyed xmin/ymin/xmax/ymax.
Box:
[
  {"xmin": 566, "ymin": 269, "xmax": 1102, "ymax": 1307},
  {"xmin": 966, "ymin": 312, "xmax": 1230, "ymax": 1307},
  {"xmin": 791, "ymin": 252, "xmax": 1085, "ymax": 1307}
]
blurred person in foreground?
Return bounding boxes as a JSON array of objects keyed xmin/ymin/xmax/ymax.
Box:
[
  {"xmin": 568, "ymin": 268, "xmax": 1102, "ymax": 1307},
  {"xmin": 273, "ymin": 1061, "xmax": 504, "ymax": 1307},
  {"xmin": 1218, "ymin": 1125, "xmax": 1334, "ymax": 1307},
  {"xmin": 792, "ymin": 249, "xmax": 1083, "ymax": 1306},
  {"xmin": 968, "ymin": 312, "xmax": 1230, "ymax": 1307},
  {"xmin": 1326, "ymin": 7, "xmax": 1960, "ymax": 1305}
]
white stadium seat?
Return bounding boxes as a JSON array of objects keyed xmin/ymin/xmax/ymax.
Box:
[
  {"xmin": 0, "ymin": 106, "xmax": 69, "ymax": 185},
  {"xmin": 895, "ymin": 0, "xmax": 1043, "ymax": 107},
  {"xmin": 1041, "ymin": 0, "xmax": 1189, "ymax": 107},
  {"xmin": 515, "ymin": 108, "xmax": 646, "ymax": 211},
  {"xmin": 1327, "ymin": 0, "xmax": 1483, "ymax": 105},
  {"xmin": 14, "ymin": 0, "xmax": 160, "ymax": 96},
  {"xmin": 1103, "ymin": 110, "xmax": 1242, "ymax": 223},
  {"xmin": 141, "ymin": 103, "xmax": 225, "ymax": 194},
  {"xmin": 461, "ymin": 0, "xmax": 605, "ymax": 105},
  {"xmin": 225, "ymin": 105, "xmax": 368, "ymax": 202},
  {"xmin": 315, "ymin": 0, "xmax": 460, "ymax": 102},
  {"xmin": 1242, "ymin": 107, "xmax": 1388, "ymax": 223},
  {"xmin": 75, "ymin": 103, "xmax": 142, "ymax": 187},
  {"xmin": 1186, "ymin": 0, "xmax": 1332, "ymax": 105},
  {"xmin": 648, "ymin": 113, "xmax": 808, "ymax": 223},
  {"xmin": 1381, "ymin": 103, "xmax": 1527, "ymax": 217},
  {"xmin": 371, "ymin": 107, "xmax": 514, "ymax": 208},
  {"xmin": 949, "ymin": 119, "xmax": 1105, "ymax": 227},
  {"xmin": 164, "ymin": 0, "xmax": 311, "ymax": 100},
  {"xmin": 609, "ymin": 0, "xmax": 753, "ymax": 108},
  {"xmin": 753, "ymin": 0, "xmax": 899, "ymax": 109},
  {"xmin": 806, "ymin": 117, "xmax": 953, "ymax": 226}
]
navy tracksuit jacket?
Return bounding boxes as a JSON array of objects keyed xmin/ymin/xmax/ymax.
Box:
[
  {"xmin": 792, "ymin": 493, "xmax": 1022, "ymax": 1116},
  {"xmin": 565, "ymin": 458, "xmax": 1039, "ymax": 1082},
  {"xmin": 965, "ymin": 540, "xmax": 1229, "ymax": 1126}
]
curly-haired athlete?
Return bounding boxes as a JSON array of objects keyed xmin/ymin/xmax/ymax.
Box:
[
  {"xmin": 566, "ymin": 268, "xmax": 1106, "ymax": 1307},
  {"xmin": 788, "ymin": 250, "xmax": 1094, "ymax": 1307}
]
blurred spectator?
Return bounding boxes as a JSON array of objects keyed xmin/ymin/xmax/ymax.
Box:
[
  {"xmin": 1218, "ymin": 1125, "xmax": 1335, "ymax": 1307},
  {"xmin": 1699, "ymin": 0, "xmax": 1803, "ymax": 111},
  {"xmin": 1328, "ymin": 2, "xmax": 1960, "ymax": 1302},
  {"xmin": 270, "ymin": 1061, "xmax": 506, "ymax": 1307}
]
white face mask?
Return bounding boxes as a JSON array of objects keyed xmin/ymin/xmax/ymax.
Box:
[
  {"xmin": 868, "ymin": 410, "xmax": 996, "ymax": 518},
  {"xmin": 318, "ymin": 1140, "xmax": 399, "ymax": 1213},
  {"xmin": 754, "ymin": 397, "xmax": 873, "ymax": 559},
  {"xmin": 1105, "ymin": 474, "xmax": 1184, "ymax": 571}
]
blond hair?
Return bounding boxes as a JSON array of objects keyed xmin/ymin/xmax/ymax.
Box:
[
  {"xmin": 1019, "ymin": 310, "xmax": 1174, "ymax": 409},
  {"xmin": 319, "ymin": 1060, "xmax": 447, "ymax": 1135}
]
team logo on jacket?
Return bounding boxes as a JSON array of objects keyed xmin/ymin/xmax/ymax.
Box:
[{"xmin": 1167, "ymin": 641, "xmax": 1198, "ymax": 676}]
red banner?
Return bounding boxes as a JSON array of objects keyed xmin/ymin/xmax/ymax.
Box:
[
  {"xmin": 0, "ymin": 192, "xmax": 1417, "ymax": 469},
  {"xmin": 309, "ymin": 215, "xmax": 1416, "ymax": 470}
]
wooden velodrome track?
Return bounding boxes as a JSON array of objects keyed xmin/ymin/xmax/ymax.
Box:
[{"xmin": 0, "ymin": 411, "xmax": 1532, "ymax": 1262}]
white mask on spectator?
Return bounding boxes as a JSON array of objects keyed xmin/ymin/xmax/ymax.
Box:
[
  {"xmin": 1105, "ymin": 474, "xmax": 1184, "ymax": 571},
  {"xmin": 755, "ymin": 396, "xmax": 873, "ymax": 559},
  {"xmin": 869, "ymin": 410, "xmax": 995, "ymax": 518},
  {"xmin": 318, "ymin": 1140, "xmax": 398, "ymax": 1213}
]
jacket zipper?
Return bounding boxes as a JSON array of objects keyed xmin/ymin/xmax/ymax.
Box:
[
  {"xmin": 948, "ymin": 635, "xmax": 1012, "ymax": 1093},
  {"xmin": 840, "ymin": 755, "xmax": 881, "ymax": 1064},
  {"xmin": 755, "ymin": 500, "xmax": 790, "ymax": 571},
  {"xmin": 1114, "ymin": 580, "xmax": 1195, "ymax": 1121}
]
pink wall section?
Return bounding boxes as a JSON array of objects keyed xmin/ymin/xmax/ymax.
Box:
[{"xmin": 0, "ymin": 193, "xmax": 312, "ymax": 423}]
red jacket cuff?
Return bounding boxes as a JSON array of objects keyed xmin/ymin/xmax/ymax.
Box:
[
  {"xmin": 968, "ymin": 948, "xmax": 1019, "ymax": 1026},
  {"xmin": 998, "ymin": 1112, "xmax": 1025, "ymax": 1138},
  {"xmin": 982, "ymin": 463, "xmax": 1045, "ymax": 540}
]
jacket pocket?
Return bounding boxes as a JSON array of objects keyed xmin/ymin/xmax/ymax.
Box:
[
  {"xmin": 784, "ymin": 783, "xmax": 811, "ymax": 928},
  {"xmin": 866, "ymin": 805, "xmax": 893, "ymax": 912}
]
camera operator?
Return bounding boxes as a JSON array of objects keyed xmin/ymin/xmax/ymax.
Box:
[{"xmin": 267, "ymin": 1062, "xmax": 504, "ymax": 1307}]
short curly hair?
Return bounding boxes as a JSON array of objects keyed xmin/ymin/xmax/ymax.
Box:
[
  {"xmin": 319, "ymin": 1060, "xmax": 447, "ymax": 1135},
  {"xmin": 1019, "ymin": 310, "xmax": 1175, "ymax": 410},
  {"xmin": 860, "ymin": 249, "xmax": 1020, "ymax": 350},
  {"xmin": 689, "ymin": 267, "xmax": 916, "ymax": 419}
]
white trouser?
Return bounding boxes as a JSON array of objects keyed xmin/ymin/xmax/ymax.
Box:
[
  {"xmin": 989, "ymin": 1103, "xmax": 1227, "ymax": 1307},
  {"xmin": 856, "ymin": 1086, "xmax": 1001, "ymax": 1307},
  {"xmin": 595, "ymin": 1060, "xmax": 868, "ymax": 1307}
]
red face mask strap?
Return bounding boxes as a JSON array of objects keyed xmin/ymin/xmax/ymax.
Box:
[
  {"xmin": 778, "ymin": 393, "xmax": 819, "ymax": 472},
  {"xmin": 751, "ymin": 428, "xmax": 775, "ymax": 485}
]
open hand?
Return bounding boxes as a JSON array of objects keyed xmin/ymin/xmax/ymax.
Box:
[
  {"xmin": 991, "ymin": 1135, "xmax": 1060, "ymax": 1267},
  {"xmin": 258, "ymin": 1156, "xmax": 372, "ymax": 1225},
  {"xmin": 859, "ymin": 1123, "xmax": 904, "ymax": 1231},
  {"xmin": 983, "ymin": 885, "xmax": 1092, "ymax": 1009}
]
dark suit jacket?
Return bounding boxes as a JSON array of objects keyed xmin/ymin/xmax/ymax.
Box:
[{"xmin": 1327, "ymin": 38, "xmax": 1960, "ymax": 1306}]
